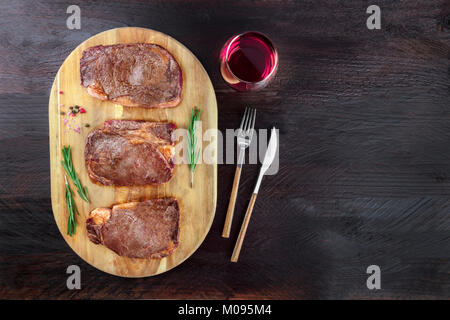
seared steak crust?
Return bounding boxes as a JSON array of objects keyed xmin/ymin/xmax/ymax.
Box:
[
  {"xmin": 80, "ymin": 43, "xmax": 182, "ymax": 108},
  {"xmin": 85, "ymin": 120, "xmax": 175, "ymax": 186},
  {"xmin": 86, "ymin": 198, "xmax": 180, "ymax": 259}
]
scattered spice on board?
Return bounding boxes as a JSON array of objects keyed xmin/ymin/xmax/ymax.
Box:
[
  {"xmin": 67, "ymin": 105, "xmax": 85, "ymax": 117},
  {"xmin": 61, "ymin": 105, "xmax": 87, "ymax": 133}
]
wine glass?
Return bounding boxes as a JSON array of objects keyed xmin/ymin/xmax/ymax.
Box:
[{"xmin": 220, "ymin": 31, "xmax": 278, "ymax": 91}]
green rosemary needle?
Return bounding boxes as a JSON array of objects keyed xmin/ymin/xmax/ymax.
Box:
[
  {"xmin": 186, "ymin": 107, "xmax": 201, "ymax": 188},
  {"xmin": 64, "ymin": 175, "xmax": 78, "ymax": 236},
  {"xmin": 61, "ymin": 145, "xmax": 89, "ymax": 202}
]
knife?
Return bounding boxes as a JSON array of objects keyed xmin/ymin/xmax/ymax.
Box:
[{"xmin": 231, "ymin": 127, "xmax": 278, "ymax": 262}]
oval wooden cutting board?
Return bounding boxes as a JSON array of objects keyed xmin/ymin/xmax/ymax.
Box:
[{"xmin": 49, "ymin": 27, "xmax": 217, "ymax": 277}]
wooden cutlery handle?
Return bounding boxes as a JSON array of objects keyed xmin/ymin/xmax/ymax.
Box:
[
  {"xmin": 231, "ymin": 193, "xmax": 257, "ymax": 262},
  {"xmin": 222, "ymin": 166, "xmax": 242, "ymax": 238}
]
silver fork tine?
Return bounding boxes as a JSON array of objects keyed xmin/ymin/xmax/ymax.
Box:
[
  {"xmin": 243, "ymin": 107, "xmax": 251, "ymax": 133},
  {"xmin": 248, "ymin": 108, "xmax": 256, "ymax": 137},
  {"xmin": 239, "ymin": 107, "xmax": 248, "ymax": 132},
  {"xmin": 247, "ymin": 108, "xmax": 254, "ymax": 133},
  {"xmin": 244, "ymin": 108, "xmax": 250, "ymax": 132},
  {"xmin": 248, "ymin": 107, "xmax": 255, "ymax": 131}
]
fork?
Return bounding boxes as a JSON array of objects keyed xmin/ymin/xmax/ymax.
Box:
[{"xmin": 222, "ymin": 107, "xmax": 256, "ymax": 238}]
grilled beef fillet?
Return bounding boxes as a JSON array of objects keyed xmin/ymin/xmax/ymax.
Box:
[
  {"xmin": 85, "ymin": 120, "xmax": 175, "ymax": 186},
  {"xmin": 80, "ymin": 43, "xmax": 182, "ymax": 108},
  {"xmin": 86, "ymin": 198, "xmax": 180, "ymax": 259}
]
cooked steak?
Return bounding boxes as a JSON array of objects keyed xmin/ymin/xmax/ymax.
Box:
[
  {"xmin": 86, "ymin": 198, "xmax": 180, "ymax": 259},
  {"xmin": 85, "ymin": 120, "xmax": 175, "ymax": 186},
  {"xmin": 80, "ymin": 43, "xmax": 182, "ymax": 108}
]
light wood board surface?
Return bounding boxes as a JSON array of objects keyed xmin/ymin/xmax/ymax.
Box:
[{"xmin": 49, "ymin": 27, "xmax": 217, "ymax": 277}]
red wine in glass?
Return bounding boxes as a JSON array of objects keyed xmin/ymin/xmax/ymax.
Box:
[{"xmin": 220, "ymin": 31, "xmax": 278, "ymax": 91}]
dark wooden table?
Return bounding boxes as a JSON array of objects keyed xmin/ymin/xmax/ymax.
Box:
[{"xmin": 0, "ymin": 0, "xmax": 449, "ymax": 299}]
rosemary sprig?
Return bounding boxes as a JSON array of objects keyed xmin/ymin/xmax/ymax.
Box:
[
  {"xmin": 186, "ymin": 107, "xmax": 201, "ymax": 188},
  {"xmin": 64, "ymin": 175, "xmax": 78, "ymax": 236},
  {"xmin": 61, "ymin": 145, "xmax": 89, "ymax": 202}
]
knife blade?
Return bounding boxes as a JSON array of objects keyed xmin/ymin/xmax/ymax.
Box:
[{"xmin": 253, "ymin": 127, "xmax": 278, "ymax": 194}]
